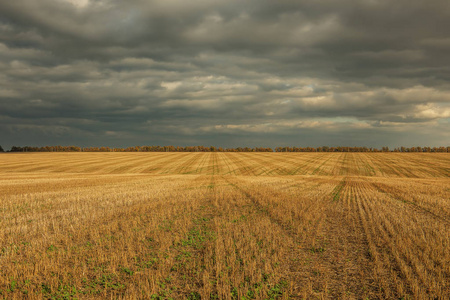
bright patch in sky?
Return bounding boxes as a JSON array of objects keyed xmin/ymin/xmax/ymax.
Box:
[{"xmin": 62, "ymin": 0, "xmax": 89, "ymax": 8}]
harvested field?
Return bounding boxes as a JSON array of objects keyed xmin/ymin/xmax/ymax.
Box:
[{"xmin": 0, "ymin": 153, "xmax": 449, "ymax": 299}]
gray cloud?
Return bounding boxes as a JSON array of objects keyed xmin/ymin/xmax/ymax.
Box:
[{"xmin": 1, "ymin": 0, "xmax": 449, "ymax": 149}]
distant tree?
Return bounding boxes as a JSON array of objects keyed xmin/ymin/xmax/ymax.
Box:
[{"xmin": 0, "ymin": 145, "xmax": 4, "ymax": 152}]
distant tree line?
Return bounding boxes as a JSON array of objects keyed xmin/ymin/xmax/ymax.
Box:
[
  {"xmin": 2, "ymin": 145, "xmax": 449, "ymax": 153},
  {"xmin": 274, "ymin": 146, "xmax": 450, "ymax": 152}
]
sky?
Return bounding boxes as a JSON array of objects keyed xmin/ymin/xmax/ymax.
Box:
[{"xmin": 1, "ymin": 0, "xmax": 450, "ymax": 149}]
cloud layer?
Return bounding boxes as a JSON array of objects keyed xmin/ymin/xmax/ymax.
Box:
[{"xmin": 1, "ymin": 0, "xmax": 450, "ymax": 148}]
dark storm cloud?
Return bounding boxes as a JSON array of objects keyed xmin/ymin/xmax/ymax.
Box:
[{"xmin": 1, "ymin": 0, "xmax": 449, "ymax": 149}]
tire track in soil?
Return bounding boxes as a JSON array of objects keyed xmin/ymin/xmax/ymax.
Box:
[
  {"xmin": 365, "ymin": 154, "xmax": 412, "ymax": 178},
  {"xmin": 314, "ymin": 179, "xmax": 378, "ymax": 298},
  {"xmin": 354, "ymin": 180, "xmax": 449, "ymax": 298},
  {"xmin": 223, "ymin": 154, "xmax": 259, "ymax": 176},
  {"xmin": 172, "ymin": 153, "xmax": 204, "ymax": 174},
  {"xmin": 392, "ymin": 154, "xmax": 449, "ymax": 178},
  {"xmin": 222, "ymin": 176, "xmax": 337, "ymax": 298},
  {"xmin": 0, "ymin": 155, "xmax": 96, "ymax": 172},
  {"xmin": 101, "ymin": 154, "xmax": 167, "ymax": 174},
  {"xmin": 217, "ymin": 153, "xmax": 237, "ymax": 175},
  {"xmin": 262, "ymin": 153, "xmax": 314, "ymax": 176},
  {"xmin": 359, "ymin": 179, "xmax": 449, "ymax": 297},
  {"xmin": 140, "ymin": 153, "xmax": 187, "ymax": 173},
  {"xmin": 110, "ymin": 153, "xmax": 171, "ymax": 174},
  {"xmin": 221, "ymin": 176, "xmax": 298, "ymax": 239},
  {"xmin": 239, "ymin": 153, "xmax": 291, "ymax": 175},
  {"xmin": 358, "ymin": 181, "xmax": 420, "ymax": 298},
  {"xmin": 285, "ymin": 154, "xmax": 330, "ymax": 175},
  {"xmin": 158, "ymin": 153, "xmax": 202, "ymax": 174},
  {"xmin": 193, "ymin": 152, "xmax": 211, "ymax": 174},
  {"xmin": 209, "ymin": 152, "xmax": 220, "ymax": 175},
  {"xmin": 311, "ymin": 154, "xmax": 335, "ymax": 176},
  {"xmin": 68, "ymin": 154, "xmax": 149, "ymax": 174},
  {"xmin": 352, "ymin": 181, "xmax": 400, "ymax": 298},
  {"xmin": 167, "ymin": 174, "xmax": 221, "ymax": 299},
  {"xmin": 368, "ymin": 180, "xmax": 450, "ymax": 225},
  {"xmin": 284, "ymin": 178, "xmax": 380, "ymax": 299}
]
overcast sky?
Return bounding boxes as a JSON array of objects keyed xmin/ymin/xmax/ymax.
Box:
[{"xmin": 1, "ymin": 0, "xmax": 450, "ymax": 149}]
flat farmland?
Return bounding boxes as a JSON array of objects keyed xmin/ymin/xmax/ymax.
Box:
[{"xmin": 0, "ymin": 153, "xmax": 449, "ymax": 299}]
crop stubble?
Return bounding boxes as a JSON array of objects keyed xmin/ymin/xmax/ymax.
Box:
[{"xmin": 0, "ymin": 153, "xmax": 449, "ymax": 299}]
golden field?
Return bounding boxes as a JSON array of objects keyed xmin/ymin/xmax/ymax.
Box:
[{"xmin": 0, "ymin": 152, "xmax": 449, "ymax": 299}]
